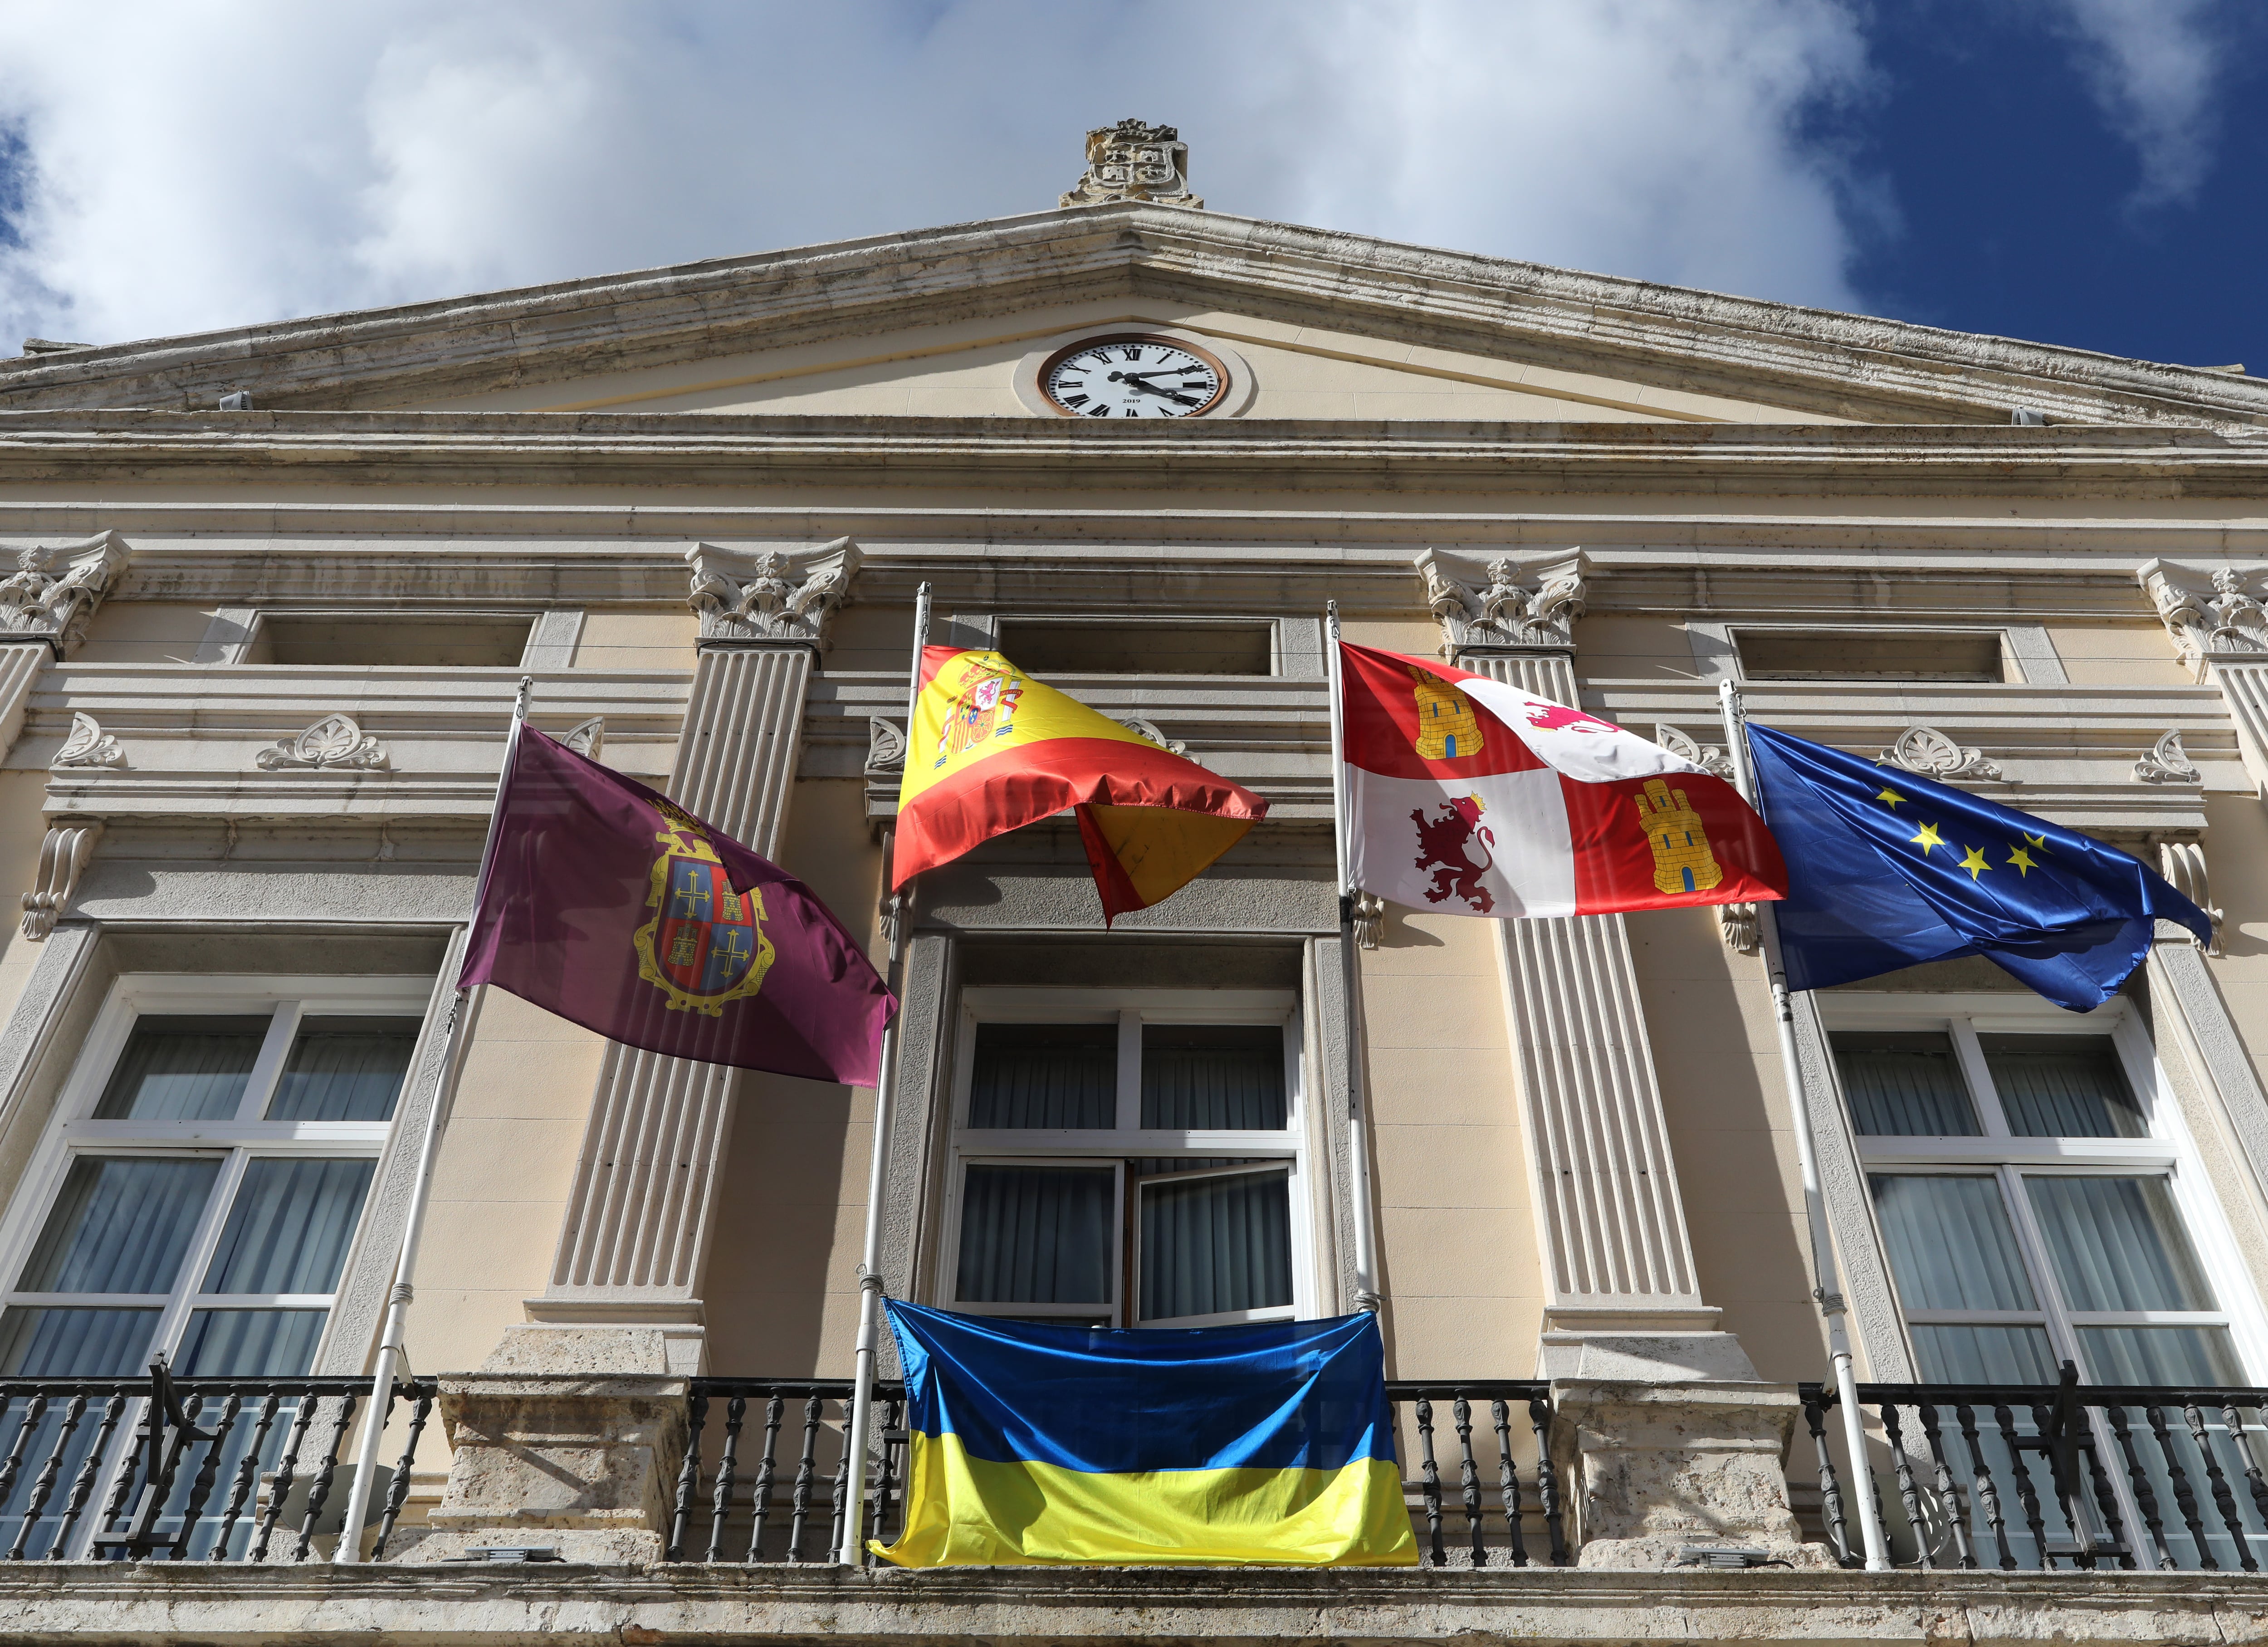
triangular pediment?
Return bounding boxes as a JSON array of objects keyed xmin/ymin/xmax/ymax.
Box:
[{"xmin": 4, "ymin": 204, "xmax": 2265, "ymax": 430}]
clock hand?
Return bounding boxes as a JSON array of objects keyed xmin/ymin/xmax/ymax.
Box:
[{"xmin": 1117, "ymin": 380, "xmax": 1200, "ymax": 407}]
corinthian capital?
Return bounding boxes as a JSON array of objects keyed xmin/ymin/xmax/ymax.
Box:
[
  {"xmin": 1415, "ymin": 547, "xmax": 1592, "ymax": 655},
  {"xmin": 687, "ymin": 536, "xmax": 863, "ymax": 649},
  {"xmin": 2138, "ymin": 559, "xmax": 2268, "ymax": 673},
  {"xmin": 0, "ymin": 531, "xmax": 132, "ymax": 658}
]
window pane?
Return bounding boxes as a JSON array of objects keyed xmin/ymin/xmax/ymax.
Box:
[
  {"xmin": 967, "ymin": 1024, "xmax": 1116, "ymax": 1129},
  {"xmin": 202, "ymin": 1158, "xmax": 376, "ymax": 1295},
  {"xmin": 1139, "ymin": 1168, "xmax": 1292, "ymax": 1322},
  {"xmin": 1982, "ymin": 1035, "xmax": 2146, "ymax": 1139},
  {"xmin": 1834, "ymin": 1032, "xmax": 1980, "ymax": 1135},
  {"xmin": 2025, "ymin": 1175, "xmax": 2216, "ymax": 1312},
  {"xmin": 1869, "ymin": 1174, "xmax": 2037, "ymax": 1310},
  {"xmin": 176, "ymin": 1309, "xmax": 329, "ymax": 1376},
  {"xmin": 16, "ymin": 1156, "xmax": 220, "ymax": 1293},
  {"xmin": 0, "ymin": 1306, "xmax": 157, "ymax": 1375},
  {"xmin": 1910, "ymin": 1323, "xmax": 2059, "ymax": 1384},
  {"xmin": 955, "ymin": 1165, "xmax": 1113, "ymax": 1304},
  {"xmin": 1141, "ymin": 1025, "xmax": 1287, "ymax": 1130},
  {"xmin": 2080, "ymin": 1324, "xmax": 2243, "ymax": 1385},
  {"xmin": 94, "ymin": 1015, "xmax": 270, "ymax": 1121},
  {"xmin": 268, "ymin": 1017, "xmax": 419, "ymax": 1122}
]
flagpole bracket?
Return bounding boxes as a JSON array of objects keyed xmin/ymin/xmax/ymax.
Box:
[{"xmin": 856, "ymin": 1266, "xmax": 888, "ymax": 1299}]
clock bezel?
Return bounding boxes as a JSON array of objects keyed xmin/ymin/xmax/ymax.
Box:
[{"xmin": 1036, "ymin": 332, "xmax": 1233, "ymax": 419}]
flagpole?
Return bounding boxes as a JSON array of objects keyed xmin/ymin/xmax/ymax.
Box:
[
  {"xmin": 333, "ymin": 674, "xmax": 531, "ymax": 1563},
  {"xmin": 1325, "ymin": 604, "xmax": 1382, "ymax": 1313},
  {"xmin": 1718, "ymin": 680, "xmax": 1890, "ymax": 1572},
  {"xmin": 838, "ymin": 580, "xmax": 930, "ymax": 1566}
]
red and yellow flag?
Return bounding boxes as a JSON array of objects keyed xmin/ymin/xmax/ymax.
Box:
[{"xmin": 893, "ymin": 647, "xmax": 1267, "ymax": 921}]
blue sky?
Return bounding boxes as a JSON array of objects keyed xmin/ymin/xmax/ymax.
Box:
[{"xmin": 0, "ymin": 0, "xmax": 2259, "ymax": 377}]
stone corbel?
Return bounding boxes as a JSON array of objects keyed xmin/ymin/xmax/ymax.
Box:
[
  {"xmin": 0, "ymin": 531, "xmax": 132, "ymax": 658},
  {"xmin": 22, "ymin": 821, "xmax": 100, "ymax": 941},
  {"xmin": 1416, "ymin": 547, "xmax": 1591, "ymax": 655},
  {"xmin": 2138, "ymin": 560, "xmax": 2268, "ymax": 674},
  {"xmin": 50, "ymin": 713, "xmax": 123, "ymax": 769},
  {"xmin": 1349, "ymin": 892, "xmax": 1385, "ymax": 951},
  {"xmin": 2159, "ymin": 839, "xmax": 2223, "ymax": 955},
  {"xmin": 686, "ymin": 537, "xmax": 862, "ymax": 649},
  {"xmin": 1880, "ymin": 725, "xmax": 2004, "ymax": 782},
  {"xmin": 2135, "ymin": 729, "xmax": 2202, "ymax": 785}
]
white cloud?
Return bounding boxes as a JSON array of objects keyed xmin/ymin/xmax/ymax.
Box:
[
  {"xmin": 2053, "ymin": 0, "xmax": 2224, "ymax": 208},
  {"xmin": 0, "ymin": 0, "xmax": 1877, "ymax": 351}
]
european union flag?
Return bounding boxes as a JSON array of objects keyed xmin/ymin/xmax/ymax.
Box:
[{"xmin": 1746, "ymin": 723, "xmax": 2211, "ymax": 1012}]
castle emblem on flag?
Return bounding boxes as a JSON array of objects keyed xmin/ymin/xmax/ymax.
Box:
[
  {"xmin": 632, "ymin": 803, "xmax": 777, "ymax": 1015},
  {"xmin": 935, "ymin": 658, "xmax": 1024, "ymax": 768},
  {"xmin": 1412, "ymin": 794, "xmax": 1497, "ymax": 913},
  {"xmin": 1637, "ymin": 778, "xmax": 1722, "ymax": 894},
  {"xmin": 1407, "ymin": 667, "xmax": 1484, "ymax": 761}
]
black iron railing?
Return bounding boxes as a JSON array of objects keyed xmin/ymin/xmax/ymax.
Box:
[
  {"xmin": 1803, "ymin": 1363, "xmax": 2268, "ymax": 1571},
  {"xmin": 0, "ymin": 1360, "xmax": 434, "ymax": 1562},
  {"xmin": 668, "ymin": 1377, "xmax": 1567, "ymax": 1568}
]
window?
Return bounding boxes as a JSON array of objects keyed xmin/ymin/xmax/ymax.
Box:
[
  {"xmin": 992, "ymin": 620, "xmax": 1275, "ymax": 676},
  {"xmin": 1833, "ymin": 1006, "xmax": 2246, "ymax": 1387},
  {"xmin": 0, "ymin": 978, "xmax": 432, "ymax": 1381},
  {"xmin": 1734, "ymin": 629, "xmax": 2012, "ymax": 683},
  {"xmin": 241, "ymin": 614, "xmax": 534, "ymax": 668},
  {"xmin": 943, "ymin": 990, "xmax": 1307, "ymax": 1328}
]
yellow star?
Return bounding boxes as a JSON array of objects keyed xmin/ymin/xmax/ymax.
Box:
[
  {"xmin": 2022, "ymin": 831, "xmax": 2051, "ymax": 857},
  {"xmin": 1909, "ymin": 821, "xmax": 1945, "ymax": 855},
  {"xmin": 1958, "ymin": 845, "xmax": 1990, "ymax": 880},
  {"xmin": 1877, "ymin": 787, "xmax": 1907, "ymax": 810},
  {"xmin": 2006, "ymin": 843, "xmax": 2038, "ymax": 876}
]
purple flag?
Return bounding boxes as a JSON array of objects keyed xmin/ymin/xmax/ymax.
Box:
[{"xmin": 459, "ymin": 729, "xmax": 894, "ymax": 1085}]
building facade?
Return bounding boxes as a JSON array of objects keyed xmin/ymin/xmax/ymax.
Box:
[{"xmin": 0, "ymin": 125, "xmax": 2266, "ymax": 1638}]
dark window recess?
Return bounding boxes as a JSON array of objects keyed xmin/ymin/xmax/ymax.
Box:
[
  {"xmin": 1733, "ymin": 629, "xmax": 2010, "ymax": 683},
  {"xmin": 245, "ymin": 616, "xmax": 533, "ymax": 668},
  {"xmin": 994, "ymin": 621, "xmax": 1273, "ymax": 676}
]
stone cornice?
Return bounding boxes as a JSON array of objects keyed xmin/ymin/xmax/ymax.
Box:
[
  {"xmin": 4, "ymin": 205, "xmax": 2266, "ymax": 429},
  {"xmin": 2, "ymin": 411, "xmax": 2267, "ymax": 496}
]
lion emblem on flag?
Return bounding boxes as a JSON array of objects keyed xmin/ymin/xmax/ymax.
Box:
[
  {"xmin": 1412, "ymin": 794, "xmax": 1496, "ymax": 914},
  {"xmin": 632, "ymin": 803, "xmax": 776, "ymax": 1016}
]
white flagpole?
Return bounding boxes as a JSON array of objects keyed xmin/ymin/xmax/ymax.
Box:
[
  {"xmin": 837, "ymin": 580, "xmax": 930, "ymax": 1566},
  {"xmin": 1718, "ymin": 680, "xmax": 1890, "ymax": 1572},
  {"xmin": 1325, "ymin": 605, "xmax": 1382, "ymax": 1313},
  {"xmin": 333, "ymin": 674, "xmax": 531, "ymax": 1562}
]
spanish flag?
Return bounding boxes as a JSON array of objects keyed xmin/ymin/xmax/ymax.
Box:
[
  {"xmin": 871, "ymin": 1303, "xmax": 1418, "ymax": 1567},
  {"xmin": 894, "ymin": 647, "xmax": 1267, "ymax": 920}
]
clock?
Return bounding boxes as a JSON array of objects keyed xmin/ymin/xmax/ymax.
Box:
[{"xmin": 1037, "ymin": 333, "xmax": 1230, "ymax": 419}]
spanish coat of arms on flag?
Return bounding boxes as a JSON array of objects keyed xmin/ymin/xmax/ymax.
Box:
[{"xmin": 1337, "ymin": 642, "xmax": 1785, "ymax": 918}]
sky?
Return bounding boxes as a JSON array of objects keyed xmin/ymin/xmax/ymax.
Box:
[{"xmin": 0, "ymin": 0, "xmax": 2261, "ymax": 372}]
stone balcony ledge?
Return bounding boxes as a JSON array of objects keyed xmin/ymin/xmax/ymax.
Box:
[{"xmin": 0, "ymin": 1562, "xmax": 2261, "ymax": 1646}]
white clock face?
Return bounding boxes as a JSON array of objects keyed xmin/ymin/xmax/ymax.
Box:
[{"xmin": 1041, "ymin": 337, "xmax": 1227, "ymax": 418}]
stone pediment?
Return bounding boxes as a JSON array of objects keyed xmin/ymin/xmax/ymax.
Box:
[{"xmin": 4, "ymin": 204, "xmax": 2267, "ymax": 431}]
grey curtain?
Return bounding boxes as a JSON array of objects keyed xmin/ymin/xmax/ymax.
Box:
[
  {"xmin": 1137, "ymin": 1168, "xmax": 1291, "ymax": 1322},
  {"xmin": 955, "ymin": 1164, "xmax": 1112, "ymax": 1304},
  {"xmin": 17, "ymin": 1156, "xmax": 220, "ymax": 1294},
  {"xmin": 1982, "ymin": 1036, "xmax": 2146, "ymax": 1139},
  {"xmin": 94, "ymin": 1016, "xmax": 269, "ymax": 1122},
  {"xmin": 175, "ymin": 1309, "xmax": 329, "ymax": 1376},
  {"xmin": 1909, "ymin": 1322, "xmax": 2058, "ymax": 1383},
  {"xmin": 0, "ymin": 1306, "xmax": 158, "ymax": 1377},
  {"xmin": 1835, "ymin": 1033, "xmax": 1979, "ymax": 1135},
  {"xmin": 201, "ymin": 1158, "xmax": 376, "ymax": 1295},
  {"xmin": 1870, "ymin": 1173, "xmax": 2036, "ymax": 1310},
  {"xmin": 268, "ymin": 1018, "xmax": 420, "ymax": 1122},
  {"xmin": 1140, "ymin": 1026, "xmax": 1286, "ymax": 1129},
  {"xmin": 2025, "ymin": 1174, "xmax": 2214, "ymax": 1311},
  {"xmin": 966, "ymin": 1025, "xmax": 1116, "ymax": 1129}
]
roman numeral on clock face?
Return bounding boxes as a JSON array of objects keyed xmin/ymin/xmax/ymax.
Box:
[{"xmin": 1060, "ymin": 393, "xmax": 1088, "ymax": 406}]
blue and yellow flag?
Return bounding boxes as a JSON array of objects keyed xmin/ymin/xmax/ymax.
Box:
[
  {"xmin": 872, "ymin": 1303, "xmax": 1418, "ymax": 1567},
  {"xmin": 1748, "ymin": 723, "xmax": 2212, "ymax": 1011}
]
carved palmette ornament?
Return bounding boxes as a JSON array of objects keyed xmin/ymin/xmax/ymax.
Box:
[
  {"xmin": 865, "ymin": 717, "xmax": 907, "ymax": 776},
  {"xmin": 2134, "ymin": 729, "xmax": 2202, "ymax": 785},
  {"xmin": 561, "ymin": 717, "xmax": 606, "ymax": 759},
  {"xmin": 1116, "ymin": 716, "xmax": 1189, "ymax": 758},
  {"xmin": 1879, "ymin": 726, "xmax": 2004, "ymax": 782},
  {"xmin": 51, "ymin": 713, "xmax": 123, "ymax": 769},
  {"xmin": 1652, "ymin": 724, "xmax": 1737, "ymax": 782},
  {"xmin": 256, "ymin": 714, "xmax": 389, "ymax": 772}
]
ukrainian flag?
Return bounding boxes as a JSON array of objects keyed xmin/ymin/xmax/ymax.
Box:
[{"xmin": 872, "ymin": 1303, "xmax": 1418, "ymax": 1568}]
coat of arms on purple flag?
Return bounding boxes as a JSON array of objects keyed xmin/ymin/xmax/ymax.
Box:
[{"xmin": 459, "ymin": 729, "xmax": 894, "ymax": 1085}]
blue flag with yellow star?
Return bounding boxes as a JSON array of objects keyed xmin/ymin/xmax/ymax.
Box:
[{"xmin": 1746, "ymin": 723, "xmax": 2211, "ymax": 1012}]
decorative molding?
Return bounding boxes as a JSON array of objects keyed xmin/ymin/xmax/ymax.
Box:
[
  {"xmin": 1652, "ymin": 724, "xmax": 1736, "ymax": 781},
  {"xmin": 0, "ymin": 531, "xmax": 130, "ymax": 658},
  {"xmin": 2134, "ymin": 728, "xmax": 2202, "ymax": 784},
  {"xmin": 1349, "ymin": 892, "xmax": 1385, "ymax": 952},
  {"xmin": 2159, "ymin": 840, "xmax": 2223, "ymax": 955},
  {"xmin": 686, "ymin": 537, "xmax": 862, "ymax": 649},
  {"xmin": 559, "ymin": 716, "xmax": 605, "ymax": 759},
  {"xmin": 1059, "ymin": 120, "xmax": 1202, "ymax": 210},
  {"xmin": 2138, "ymin": 560, "xmax": 2268, "ymax": 670},
  {"xmin": 21, "ymin": 822, "xmax": 99, "ymax": 941},
  {"xmin": 1417, "ymin": 548, "xmax": 1591, "ymax": 655},
  {"xmin": 865, "ymin": 717, "xmax": 907, "ymax": 776},
  {"xmin": 1115, "ymin": 716, "xmax": 1188, "ymax": 758},
  {"xmin": 254, "ymin": 713, "xmax": 389, "ymax": 772},
  {"xmin": 1879, "ymin": 725, "xmax": 2004, "ymax": 782},
  {"xmin": 1718, "ymin": 904, "xmax": 1760, "ymax": 956},
  {"xmin": 49, "ymin": 712, "xmax": 122, "ymax": 770}
]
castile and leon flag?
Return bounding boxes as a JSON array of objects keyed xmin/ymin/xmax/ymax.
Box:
[{"xmin": 1337, "ymin": 642, "xmax": 1786, "ymax": 919}]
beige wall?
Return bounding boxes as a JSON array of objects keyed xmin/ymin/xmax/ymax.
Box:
[
  {"xmin": 2047, "ymin": 622, "xmax": 2193, "ymax": 687},
  {"xmin": 1574, "ymin": 616, "xmax": 1703, "ymax": 683},
  {"xmin": 573, "ymin": 607, "xmax": 695, "ymax": 669},
  {"xmin": 72, "ymin": 601, "xmax": 213, "ymax": 664}
]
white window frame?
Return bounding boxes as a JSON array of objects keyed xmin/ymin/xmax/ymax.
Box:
[
  {"xmin": 940, "ymin": 987, "xmax": 1312, "ymax": 1329},
  {"xmin": 0, "ymin": 973, "xmax": 434, "ymax": 1379},
  {"xmin": 1822, "ymin": 991, "xmax": 2266, "ymax": 1384}
]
